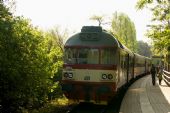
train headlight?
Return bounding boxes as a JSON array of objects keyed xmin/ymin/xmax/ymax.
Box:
[
  {"xmin": 101, "ymin": 73, "xmax": 113, "ymax": 80},
  {"xmin": 64, "ymin": 72, "xmax": 68, "ymax": 78},
  {"xmin": 108, "ymin": 74, "xmax": 113, "ymax": 80},
  {"xmin": 68, "ymin": 73, "xmax": 73, "ymax": 78},
  {"xmin": 63, "ymin": 72, "xmax": 73, "ymax": 79},
  {"xmin": 102, "ymin": 74, "xmax": 107, "ymax": 79}
]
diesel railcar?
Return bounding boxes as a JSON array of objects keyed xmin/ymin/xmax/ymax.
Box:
[{"xmin": 61, "ymin": 26, "xmax": 151, "ymax": 105}]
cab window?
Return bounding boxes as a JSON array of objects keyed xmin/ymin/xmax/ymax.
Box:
[
  {"xmin": 64, "ymin": 48, "xmax": 99, "ymax": 64},
  {"xmin": 101, "ymin": 49, "xmax": 116, "ymax": 64}
]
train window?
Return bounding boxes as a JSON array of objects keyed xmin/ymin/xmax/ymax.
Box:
[
  {"xmin": 88, "ymin": 49, "xmax": 99, "ymax": 64},
  {"xmin": 78, "ymin": 48, "xmax": 99, "ymax": 64},
  {"xmin": 101, "ymin": 49, "xmax": 116, "ymax": 64},
  {"xmin": 64, "ymin": 48, "xmax": 99, "ymax": 64},
  {"xmin": 78, "ymin": 49, "xmax": 88, "ymax": 64},
  {"xmin": 64, "ymin": 48, "xmax": 77, "ymax": 64}
]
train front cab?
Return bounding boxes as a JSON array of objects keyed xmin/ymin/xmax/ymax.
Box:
[
  {"xmin": 62, "ymin": 46, "xmax": 120, "ymax": 105},
  {"xmin": 60, "ymin": 26, "xmax": 129, "ymax": 105}
]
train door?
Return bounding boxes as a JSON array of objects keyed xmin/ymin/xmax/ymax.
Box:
[
  {"xmin": 118, "ymin": 50, "xmax": 121, "ymax": 84},
  {"xmin": 122, "ymin": 53, "xmax": 128, "ymax": 85},
  {"xmin": 145, "ymin": 59, "xmax": 147, "ymax": 73},
  {"xmin": 117, "ymin": 50, "xmax": 126, "ymax": 88},
  {"xmin": 132, "ymin": 54, "xmax": 135, "ymax": 78},
  {"xmin": 129, "ymin": 55, "xmax": 133, "ymax": 80},
  {"xmin": 126, "ymin": 54, "xmax": 129, "ymax": 83},
  {"xmin": 117, "ymin": 51, "xmax": 122, "ymax": 88}
]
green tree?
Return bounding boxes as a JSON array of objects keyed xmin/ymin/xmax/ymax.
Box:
[
  {"xmin": 0, "ymin": 16, "xmax": 50, "ymax": 112},
  {"xmin": 137, "ymin": 41, "xmax": 152, "ymax": 57},
  {"xmin": 110, "ymin": 12, "xmax": 138, "ymax": 52},
  {"xmin": 43, "ymin": 27, "xmax": 68, "ymax": 100},
  {"xmin": 0, "ymin": 2, "xmax": 64, "ymax": 112},
  {"xmin": 136, "ymin": 0, "xmax": 170, "ymax": 55}
]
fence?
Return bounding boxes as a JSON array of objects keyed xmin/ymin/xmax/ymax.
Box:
[{"xmin": 163, "ymin": 70, "xmax": 170, "ymax": 86}]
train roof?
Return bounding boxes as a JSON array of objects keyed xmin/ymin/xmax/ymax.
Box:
[{"xmin": 65, "ymin": 26, "xmax": 120, "ymax": 48}]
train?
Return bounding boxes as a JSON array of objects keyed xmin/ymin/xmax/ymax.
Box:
[{"xmin": 61, "ymin": 26, "xmax": 151, "ymax": 105}]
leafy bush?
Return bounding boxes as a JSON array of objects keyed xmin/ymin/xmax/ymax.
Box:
[{"xmin": 0, "ymin": 2, "xmax": 64, "ymax": 112}]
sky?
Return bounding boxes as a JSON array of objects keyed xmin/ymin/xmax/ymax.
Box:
[{"xmin": 14, "ymin": 0, "xmax": 152, "ymax": 42}]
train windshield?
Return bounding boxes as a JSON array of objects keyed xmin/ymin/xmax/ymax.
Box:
[
  {"xmin": 64, "ymin": 48, "xmax": 99, "ymax": 64},
  {"xmin": 101, "ymin": 49, "xmax": 116, "ymax": 64}
]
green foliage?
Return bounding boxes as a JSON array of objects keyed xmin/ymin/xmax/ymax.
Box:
[
  {"xmin": 43, "ymin": 28, "xmax": 66, "ymax": 101},
  {"xmin": 110, "ymin": 12, "xmax": 138, "ymax": 52},
  {"xmin": 29, "ymin": 98, "xmax": 68, "ymax": 113},
  {"xmin": 137, "ymin": 41, "xmax": 152, "ymax": 57},
  {"xmin": 136, "ymin": 0, "xmax": 153, "ymax": 9},
  {"xmin": 1, "ymin": 16, "xmax": 48, "ymax": 112},
  {"xmin": 0, "ymin": 2, "xmax": 64, "ymax": 112},
  {"xmin": 136, "ymin": 0, "xmax": 170, "ymax": 55},
  {"xmin": 146, "ymin": 26, "xmax": 170, "ymax": 52}
]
